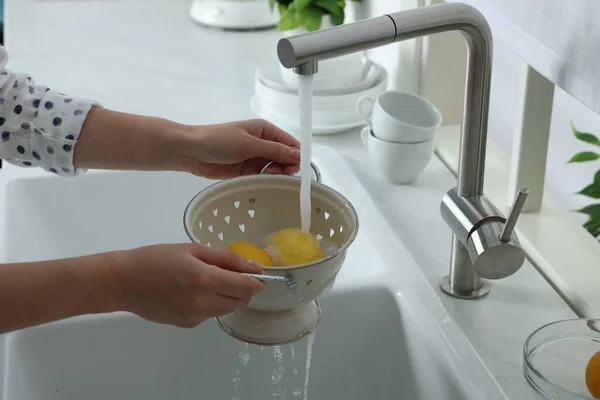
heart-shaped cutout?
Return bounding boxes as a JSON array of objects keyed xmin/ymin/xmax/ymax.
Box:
[
  {"xmin": 208, "ymin": 225, "xmax": 214, "ymax": 233},
  {"xmin": 218, "ymin": 232, "xmax": 224, "ymax": 241},
  {"xmin": 206, "ymin": 242, "xmax": 211, "ymax": 247},
  {"xmin": 213, "ymin": 209, "xmax": 219, "ymax": 217},
  {"xmin": 238, "ymin": 224, "xmax": 245, "ymax": 233},
  {"xmin": 324, "ymin": 212, "xmax": 330, "ymax": 220},
  {"xmin": 329, "ymin": 228, "xmax": 335, "ymax": 237},
  {"xmin": 248, "ymin": 209, "xmax": 255, "ymax": 218},
  {"xmin": 234, "ymin": 201, "xmax": 240, "ymax": 209},
  {"xmin": 224, "ymin": 216, "xmax": 231, "ymax": 224},
  {"xmin": 339, "ymin": 224, "xmax": 344, "ymax": 232},
  {"xmin": 199, "ymin": 221, "xmax": 203, "ymax": 229}
]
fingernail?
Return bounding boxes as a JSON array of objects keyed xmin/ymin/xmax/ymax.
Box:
[
  {"xmin": 248, "ymin": 260, "xmax": 264, "ymax": 272},
  {"xmin": 289, "ymin": 148, "xmax": 301, "ymax": 161}
]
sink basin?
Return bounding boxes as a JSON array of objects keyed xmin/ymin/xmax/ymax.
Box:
[
  {"xmin": 7, "ymin": 286, "xmax": 463, "ymax": 399},
  {"xmin": 0, "ymin": 145, "xmax": 507, "ymax": 399}
]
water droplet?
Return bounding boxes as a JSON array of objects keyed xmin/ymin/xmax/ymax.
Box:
[{"xmin": 293, "ymin": 389, "xmax": 302, "ymax": 395}]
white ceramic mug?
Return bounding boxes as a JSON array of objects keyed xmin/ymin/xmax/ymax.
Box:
[
  {"xmin": 357, "ymin": 90, "xmax": 442, "ymax": 143},
  {"xmin": 360, "ymin": 126, "xmax": 434, "ymax": 184}
]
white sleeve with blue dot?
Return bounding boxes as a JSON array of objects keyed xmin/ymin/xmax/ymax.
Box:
[{"xmin": 0, "ymin": 45, "xmax": 100, "ymax": 176}]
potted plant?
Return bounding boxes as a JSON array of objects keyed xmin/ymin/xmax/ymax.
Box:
[
  {"xmin": 269, "ymin": 0, "xmax": 368, "ymax": 88},
  {"xmin": 568, "ymin": 123, "xmax": 600, "ymax": 241},
  {"xmin": 269, "ymin": 0, "xmax": 364, "ymax": 33}
]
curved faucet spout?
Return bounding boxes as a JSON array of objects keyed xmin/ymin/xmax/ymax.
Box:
[
  {"xmin": 277, "ymin": 2, "xmax": 492, "ymax": 196},
  {"xmin": 277, "ymin": 2, "xmax": 527, "ymax": 299}
]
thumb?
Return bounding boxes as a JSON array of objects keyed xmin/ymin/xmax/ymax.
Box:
[
  {"xmin": 191, "ymin": 245, "xmax": 264, "ymax": 274},
  {"xmin": 247, "ymin": 136, "xmax": 301, "ymax": 165}
]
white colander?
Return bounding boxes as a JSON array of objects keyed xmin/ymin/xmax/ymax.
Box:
[{"xmin": 182, "ymin": 164, "xmax": 359, "ymax": 345}]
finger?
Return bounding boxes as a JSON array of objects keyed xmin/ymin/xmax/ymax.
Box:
[
  {"xmin": 253, "ymin": 119, "xmax": 301, "ymax": 149},
  {"xmin": 207, "ymin": 265, "xmax": 265, "ymax": 299},
  {"xmin": 191, "ymin": 245, "xmax": 264, "ymax": 274},
  {"xmin": 283, "ymin": 164, "xmax": 300, "ymax": 175},
  {"xmin": 247, "ymin": 136, "xmax": 301, "ymax": 166}
]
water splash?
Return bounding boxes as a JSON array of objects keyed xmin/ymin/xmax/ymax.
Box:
[
  {"xmin": 291, "ymin": 344, "xmax": 299, "ymax": 375},
  {"xmin": 298, "ymin": 74, "xmax": 314, "ymax": 233},
  {"xmin": 271, "ymin": 345, "xmax": 287, "ymax": 399},
  {"xmin": 303, "ymin": 331, "xmax": 317, "ymax": 400},
  {"xmin": 241, "ymin": 343, "xmax": 250, "ymax": 367}
]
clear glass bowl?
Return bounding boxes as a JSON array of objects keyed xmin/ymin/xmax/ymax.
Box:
[{"xmin": 524, "ymin": 318, "xmax": 600, "ymax": 399}]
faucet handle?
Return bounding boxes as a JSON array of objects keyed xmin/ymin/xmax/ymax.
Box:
[{"xmin": 499, "ymin": 188, "xmax": 529, "ymax": 242}]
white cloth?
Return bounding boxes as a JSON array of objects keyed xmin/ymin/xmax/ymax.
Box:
[{"xmin": 0, "ymin": 45, "xmax": 99, "ymax": 176}]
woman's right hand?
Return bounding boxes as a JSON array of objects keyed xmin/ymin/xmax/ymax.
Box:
[{"xmin": 113, "ymin": 243, "xmax": 264, "ymax": 328}]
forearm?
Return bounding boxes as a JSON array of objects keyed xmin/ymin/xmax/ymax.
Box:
[
  {"xmin": 74, "ymin": 107, "xmax": 193, "ymax": 172},
  {"xmin": 0, "ymin": 252, "xmax": 123, "ymax": 333}
]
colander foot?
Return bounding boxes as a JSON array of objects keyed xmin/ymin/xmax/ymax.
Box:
[{"xmin": 215, "ymin": 300, "xmax": 321, "ymax": 346}]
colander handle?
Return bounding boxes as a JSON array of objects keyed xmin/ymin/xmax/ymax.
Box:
[
  {"xmin": 243, "ymin": 273, "xmax": 298, "ymax": 290},
  {"xmin": 260, "ymin": 160, "xmax": 322, "ymax": 183}
]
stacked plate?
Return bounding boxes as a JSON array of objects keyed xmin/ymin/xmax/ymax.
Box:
[{"xmin": 250, "ymin": 57, "xmax": 388, "ymax": 135}]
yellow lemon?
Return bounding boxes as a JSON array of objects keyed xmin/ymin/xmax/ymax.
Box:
[
  {"xmin": 586, "ymin": 350, "xmax": 600, "ymax": 399},
  {"xmin": 263, "ymin": 228, "xmax": 324, "ymax": 266},
  {"xmin": 227, "ymin": 241, "xmax": 273, "ymax": 267}
]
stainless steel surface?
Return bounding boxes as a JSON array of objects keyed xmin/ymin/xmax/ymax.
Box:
[
  {"xmin": 259, "ymin": 160, "xmax": 322, "ymax": 183},
  {"xmin": 276, "ymin": 1, "xmax": 526, "ymax": 299},
  {"xmin": 500, "ymin": 188, "xmax": 529, "ymax": 242},
  {"xmin": 292, "ymin": 59, "xmax": 318, "ymax": 75},
  {"xmin": 277, "ymin": 16, "xmax": 396, "ymax": 68},
  {"xmin": 440, "ymin": 187, "xmax": 504, "ymax": 244},
  {"xmin": 243, "ymin": 273, "xmax": 298, "ymax": 290},
  {"xmin": 467, "ymin": 220, "xmax": 525, "ymax": 279},
  {"xmin": 439, "ymin": 236, "xmax": 491, "ymax": 299}
]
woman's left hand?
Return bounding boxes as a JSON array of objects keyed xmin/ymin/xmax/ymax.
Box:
[
  {"xmin": 183, "ymin": 119, "xmax": 301, "ymax": 179},
  {"xmin": 75, "ymin": 109, "xmax": 301, "ymax": 179}
]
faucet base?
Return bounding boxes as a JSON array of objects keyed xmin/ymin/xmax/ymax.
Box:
[{"xmin": 439, "ymin": 276, "xmax": 491, "ymax": 299}]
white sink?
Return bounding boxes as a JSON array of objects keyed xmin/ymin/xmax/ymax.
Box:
[{"xmin": 0, "ymin": 145, "xmax": 508, "ymax": 399}]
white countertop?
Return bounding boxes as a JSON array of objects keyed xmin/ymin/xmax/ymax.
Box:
[{"xmin": 3, "ymin": 1, "xmax": 576, "ymax": 398}]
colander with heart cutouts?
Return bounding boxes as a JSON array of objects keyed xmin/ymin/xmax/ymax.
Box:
[{"xmin": 183, "ymin": 162, "xmax": 359, "ymax": 346}]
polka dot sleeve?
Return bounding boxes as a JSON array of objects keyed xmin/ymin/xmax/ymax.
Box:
[{"xmin": 0, "ymin": 68, "xmax": 100, "ymax": 176}]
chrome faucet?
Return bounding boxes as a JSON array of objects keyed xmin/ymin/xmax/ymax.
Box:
[{"xmin": 277, "ymin": 2, "xmax": 529, "ymax": 299}]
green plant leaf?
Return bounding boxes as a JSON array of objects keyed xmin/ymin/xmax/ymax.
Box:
[
  {"xmin": 330, "ymin": 10, "xmax": 344, "ymax": 25},
  {"xmin": 278, "ymin": 3, "xmax": 287, "ymax": 15},
  {"xmin": 595, "ymin": 169, "xmax": 600, "ymax": 185},
  {"xmin": 572, "ymin": 123, "xmax": 600, "ymax": 147},
  {"xmin": 277, "ymin": 7, "xmax": 300, "ymax": 30},
  {"xmin": 577, "ymin": 182, "xmax": 600, "ymax": 199},
  {"xmin": 314, "ymin": 0, "xmax": 343, "ymax": 15},
  {"xmin": 296, "ymin": 5, "xmax": 323, "ymax": 31},
  {"xmin": 583, "ymin": 216, "xmax": 600, "ymax": 238},
  {"xmin": 567, "ymin": 151, "xmax": 600, "ymax": 163},
  {"xmin": 293, "ymin": 0, "xmax": 312, "ymax": 11},
  {"xmin": 577, "ymin": 203, "xmax": 600, "ymax": 218}
]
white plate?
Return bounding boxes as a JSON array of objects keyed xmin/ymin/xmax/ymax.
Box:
[
  {"xmin": 249, "ymin": 95, "xmax": 364, "ymax": 135},
  {"xmin": 258, "ymin": 59, "xmax": 381, "ymax": 96}
]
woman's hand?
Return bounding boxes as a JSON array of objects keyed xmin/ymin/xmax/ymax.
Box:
[
  {"xmin": 0, "ymin": 243, "xmax": 264, "ymax": 333},
  {"xmin": 74, "ymin": 108, "xmax": 301, "ymax": 179},
  {"xmin": 115, "ymin": 243, "xmax": 265, "ymax": 328},
  {"xmin": 182, "ymin": 119, "xmax": 301, "ymax": 179}
]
